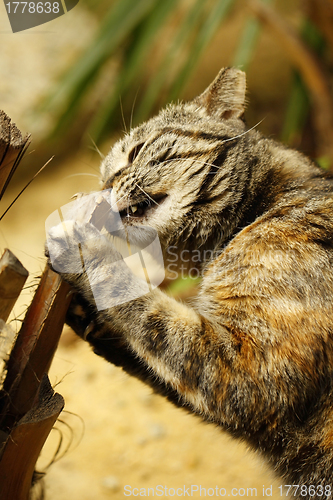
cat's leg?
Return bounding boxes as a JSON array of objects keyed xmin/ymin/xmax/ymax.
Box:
[
  {"xmin": 46, "ymin": 220, "xmax": 265, "ymax": 429},
  {"xmin": 65, "ymin": 291, "xmax": 189, "ymax": 407},
  {"xmin": 46, "ymin": 221, "xmax": 191, "ymax": 407}
]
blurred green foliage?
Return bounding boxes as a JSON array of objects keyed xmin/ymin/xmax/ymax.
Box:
[{"xmin": 41, "ymin": 0, "xmax": 330, "ymax": 164}]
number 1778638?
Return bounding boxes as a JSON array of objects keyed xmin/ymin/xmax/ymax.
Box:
[{"xmin": 5, "ymin": 2, "xmax": 60, "ymax": 14}]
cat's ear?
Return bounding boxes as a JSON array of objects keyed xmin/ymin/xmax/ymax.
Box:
[{"xmin": 193, "ymin": 67, "xmax": 246, "ymax": 120}]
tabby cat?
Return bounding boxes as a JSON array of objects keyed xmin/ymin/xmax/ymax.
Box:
[{"xmin": 47, "ymin": 68, "xmax": 333, "ymax": 496}]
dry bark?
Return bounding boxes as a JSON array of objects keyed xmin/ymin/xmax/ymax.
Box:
[
  {"xmin": 0, "ymin": 111, "xmax": 31, "ymax": 200},
  {"xmin": 0, "ymin": 111, "xmax": 73, "ymax": 499},
  {"xmin": 0, "ymin": 249, "xmax": 29, "ymax": 323}
]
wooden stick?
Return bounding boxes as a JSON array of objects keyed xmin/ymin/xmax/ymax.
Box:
[
  {"xmin": 0, "ymin": 111, "xmax": 31, "ymax": 201},
  {"xmin": 0, "ymin": 249, "xmax": 29, "ymax": 323},
  {"xmin": 0, "ymin": 112, "xmax": 72, "ymax": 498},
  {"xmin": 0, "ymin": 266, "xmax": 72, "ymax": 430},
  {"xmin": 0, "ymin": 375, "xmax": 64, "ymax": 500}
]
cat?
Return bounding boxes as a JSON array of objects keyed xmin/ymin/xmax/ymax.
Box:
[{"xmin": 46, "ymin": 67, "xmax": 333, "ymax": 497}]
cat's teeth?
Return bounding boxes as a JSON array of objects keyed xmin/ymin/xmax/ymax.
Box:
[{"xmin": 130, "ymin": 205, "xmax": 138, "ymax": 213}]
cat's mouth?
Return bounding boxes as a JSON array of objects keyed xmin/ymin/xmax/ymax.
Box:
[{"xmin": 118, "ymin": 194, "xmax": 168, "ymax": 221}]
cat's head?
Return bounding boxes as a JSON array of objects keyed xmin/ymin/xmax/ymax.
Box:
[{"xmin": 101, "ymin": 68, "xmax": 250, "ymax": 250}]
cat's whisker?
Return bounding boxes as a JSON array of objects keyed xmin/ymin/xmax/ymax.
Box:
[
  {"xmin": 88, "ymin": 135, "xmax": 105, "ymax": 160},
  {"xmin": 134, "ymin": 183, "xmax": 160, "ymax": 206},
  {"xmin": 110, "ymin": 192, "xmax": 128, "ymax": 211},
  {"xmin": 130, "ymin": 88, "xmax": 140, "ymax": 132},
  {"xmin": 119, "ymin": 96, "xmax": 128, "ymax": 134},
  {"xmin": 64, "ymin": 173, "xmax": 100, "ymax": 179},
  {"xmin": 161, "ymin": 157, "xmax": 221, "ymax": 172},
  {"xmin": 0, "ymin": 156, "xmax": 54, "ymax": 222},
  {"xmin": 126, "ymin": 196, "xmax": 130, "ymax": 218},
  {"xmin": 222, "ymin": 119, "xmax": 265, "ymax": 144}
]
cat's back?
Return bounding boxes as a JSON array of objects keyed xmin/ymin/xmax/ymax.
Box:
[
  {"xmin": 200, "ymin": 146, "xmax": 333, "ymax": 389},
  {"xmin": 194, "ymin": 150, "xmax": 333, "ymax": 461}
]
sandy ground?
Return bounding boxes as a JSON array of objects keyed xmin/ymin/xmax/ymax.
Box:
[{"xmin": 0, "ymin": 151, "xmax": 281, "ymax": 500}]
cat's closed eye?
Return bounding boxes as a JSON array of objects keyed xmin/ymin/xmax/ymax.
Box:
[{"xmin": 128, "ymin": 142, "xmax": 145, "ymax": 163}]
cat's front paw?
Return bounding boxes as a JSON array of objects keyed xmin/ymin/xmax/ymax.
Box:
[
  {"xmin": 46, "ymin": 218, "xmax": 150, "ymax": 311},
  {"xmin": 46, "ymin": 219, "xmax": 98, "ymax": 273}
]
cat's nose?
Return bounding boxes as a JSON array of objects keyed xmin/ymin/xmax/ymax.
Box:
[{"xmin": 102, "ymin": 179, "xmax": 113, "ymax": 190}]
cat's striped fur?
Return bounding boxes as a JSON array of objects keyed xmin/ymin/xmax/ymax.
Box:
[{"xmin": 50, "ymin": 68, "xmax": 333, "ymax": 494}]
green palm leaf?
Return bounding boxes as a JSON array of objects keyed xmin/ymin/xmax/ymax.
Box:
[{"xmin": 46, "ymin": 0, "xmax": 156, "ymax": 138}]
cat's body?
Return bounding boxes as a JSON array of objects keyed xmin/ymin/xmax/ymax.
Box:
[{"xmin": 47, "ymin": 68, "xmax": 333, "ymax": 495}]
